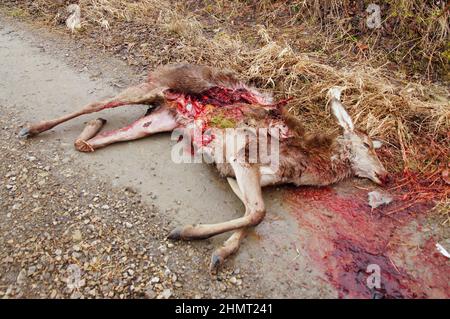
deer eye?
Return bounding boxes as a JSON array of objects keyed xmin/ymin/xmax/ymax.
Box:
[{"xmin": 363, "ymin": 142, "xmax": 371, "ymax": 148}]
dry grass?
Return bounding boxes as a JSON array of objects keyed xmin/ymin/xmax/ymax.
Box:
[
  {"xmin": 199, "ymin": 0, "xmax": 450, "ymax": 79},
  {"xmin": 1, "ymin": 0, "xmax": 449, "ymax": 181}
]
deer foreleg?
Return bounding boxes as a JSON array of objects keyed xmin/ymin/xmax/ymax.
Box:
[
  {"xmin": 19, "ymin": 83, "xmax": 166, "ymax": 138},
  {"xmin": 209, "ymin": 178, "xmax": 246, "ymax": 272},
  {"xmin": 168, "ymin": 159, "xmax": 265, "ymax": 241},
  {"xmin": 209, "ymin": 174, "xmax": 280, "ymax": 272},
  {"xmin": 75, "ymin": 106, "xmax": 177, "ymax": 152}
]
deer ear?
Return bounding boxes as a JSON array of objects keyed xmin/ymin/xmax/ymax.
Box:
[
  {"xmin": 331, "ymin": 100, "xmax": 354, "ymax": 132},
  {"xmin": 372, "ymin": 140, "xmax": 383, "ymax": 149}
]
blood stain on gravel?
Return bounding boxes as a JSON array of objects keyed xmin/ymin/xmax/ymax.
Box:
[{"xmin": 283, "ymin": 186, "xmax": 449, "ymax": 298}]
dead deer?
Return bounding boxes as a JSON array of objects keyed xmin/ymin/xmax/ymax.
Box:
[{"xmin": 19, "ymin": 64, "xmax": 389, "ymax": 272}]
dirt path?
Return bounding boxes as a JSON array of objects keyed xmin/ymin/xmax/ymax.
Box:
[{"xmin": 0, "ymin": 14, "xmax": 341, "ymax": 298}]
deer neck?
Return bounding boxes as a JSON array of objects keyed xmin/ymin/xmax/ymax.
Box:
[
  {"xmin": 295, "ymin": 134, "xmax": 352, "ymax": 186},
  {"xmin": 328, "ymin": 135, "xmax": 353, "ymax": 184}
]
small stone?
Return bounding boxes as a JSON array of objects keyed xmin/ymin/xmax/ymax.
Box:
[
  {"xmin": 229, "ymin": 276, "xmax": 238, "ymax": 285},
  {"xmin": 70, "ymin": 291, "xmax": 83, "ymax": 299},
  {"xmin": 150, "ymin": 277, "xmax": 160, "ymax": 283},
  {"xmin": 101, "ymin": 204, "xmax": 110, "ymax": 210},
  {"xmin": 16, "ymin": 269, "xmax": 27, "ymax": 285},
  {"xmin": 27, "ymin": 266, "xmax": 37, "ymax": 275},
  {"xmin": 72, "ymin": 229, "xmax": 82, "ymax": 242},
  {"xmin": 145, "ymin": 289, "xmax": 156, "ymax": 299},
  {"xmin": 50, "ymin": 290, "xmax": 57, "ymax": 298},
  {"xmin": 124, "ymin": 222, "xmax": 133, "ymax": 228},
  {"xmin": 158, "ymin": 246, "xmax": 167, "ymax": 254},
  {"xmin": 157, "ymin": 289, "xmax": 172, "ymax": 299}
]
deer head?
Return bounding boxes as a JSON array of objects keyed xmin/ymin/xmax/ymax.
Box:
[{"xmin": 329, "ymin": 87, "xmax": 389, "ymax": 185}]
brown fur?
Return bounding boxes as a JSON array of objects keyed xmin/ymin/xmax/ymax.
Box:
[
  {"xmin": 280, "ymin": 106, "xmax": 305, "ymax": 138},
  {"xmin": 148, "ymin": 64, "xmax": 241, "ymax": 94}
]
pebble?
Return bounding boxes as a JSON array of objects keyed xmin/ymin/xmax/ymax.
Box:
[
  {"xmin": 27, "ymin": 266, "xmax": 37, "ymax": 275},
  {"xmin": 124, "ymin": 222, "xmax": 133, "ymax": 228},
  {"xmin": 72, "ymin": 229, "xmax": 82, "ymax": 242},
  {"xmin": 150, "ymin": 276, "xmax": 160, "ymax": 283},
  {"xmin": 157, "ymin": 289, "xmax": 172, "ymax": 299},
  {"xmin": 70, "ymin": 291, "xmax": 83, "ymax": 299},
  {"xmin": 16, "ymin": 269, "xmax": 27, "ymax": 285},
  {"xmin": 145, "ymin": 289, "xmax": 156, "ymax": 299}
]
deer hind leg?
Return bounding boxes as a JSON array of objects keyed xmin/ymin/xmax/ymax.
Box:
[
  {"xmin": 75, "ymin": 106, "xmax": 177, "ymax": 152},
  {"xmin": 74, "ymin": 118, "xmax": 108, "ymax": 152},
  {"xmin": 168, "ymin": 158, "xmax": 266, "ymax": 241},
  {"xmin": 19, "ymin": 83, "xmax": 166, "ymax": 138}
]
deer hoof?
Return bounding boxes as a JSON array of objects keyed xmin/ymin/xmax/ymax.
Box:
[
  {"xmin": 209, "ymin": 253, "xmax": 224, "ymax": 274},
  {"xmin": 167, "ymin": 225, "xmax": 208, "ymax": 240},
  {"xmin": 167, "ymin": 227, "xmax": 184, "ymax": 240},
  {"xmin": 74, "ymin": 139, "xmax": 95, "ymax": 152},
  {"xmin": 18, "ymin": 127, "xmax": 32, "ymax": 138}
]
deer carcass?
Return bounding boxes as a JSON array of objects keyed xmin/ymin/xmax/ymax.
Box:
[{"xmin": 19, "ymin": 64, "xmax": 389, "ymax": 272}]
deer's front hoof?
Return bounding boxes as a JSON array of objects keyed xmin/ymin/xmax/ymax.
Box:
[
  {"xmin": 167, "ymin": 225, "xmax": 210, "ymax": 240},
  {"xmin": 209, "ymin": 253, "xmax": 224, "ymax": 274},
  {"xmin": 18, "ymin": 127, "xmax": 32, "ymax": 138},
  {"xmin": 167, "ymin": 227, "xmax": 185, "ymax": 240}
]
